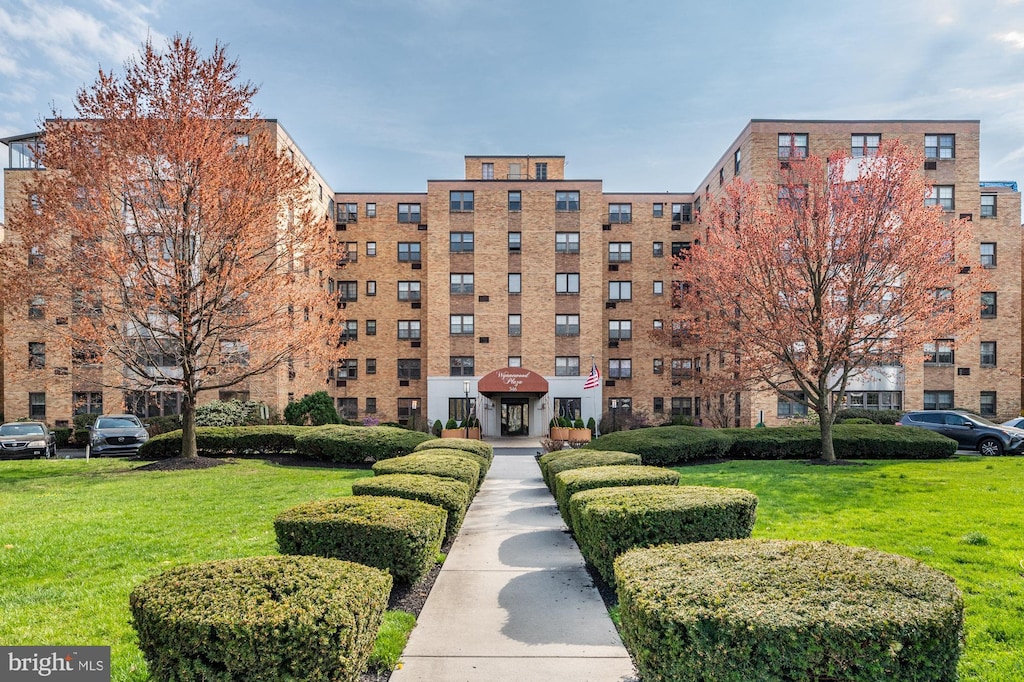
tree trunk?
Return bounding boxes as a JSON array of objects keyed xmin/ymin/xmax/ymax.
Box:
[
  {"xmin": 819, "ymin": 414, "xmax": 836, "ymax": 463},
  {"xmin": 180, "ymin": 393, "xmax": 198, "ymax": 459}
]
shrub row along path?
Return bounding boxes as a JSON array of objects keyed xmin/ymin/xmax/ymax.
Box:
[{"xmin": 390, "ymin": 442, "xmax": 637, "ymax": 682}]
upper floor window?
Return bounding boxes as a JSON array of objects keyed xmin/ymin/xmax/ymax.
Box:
[
  {"xmin": 653, "ymin": 242, "xmax": 664, "ymax": 257},
  {"xmin": 981, "ymin": 194, "xmax": 996, "ymax": 218},
  {"xmin": 734, "ymin": 148, "xmax": 741, "ymax": 175},
  {"xmin": 508, "ymin": 273, "xmax": 522, "ymax": 294},
  {"xmin": 925, "ymin": 134, "xmax": 955, "ymax": 159},
  {"xmin": 366, "ymin": 241, "xmax": 377, "ymax": 257},
  {"xmin": 671, "ymin": 203, "xmax": 692, "ymax": 223},
  {"xmin": 925, "ymin": 186, "xmax": 954, "ymax": 211},
  {"xmin": 450, "ymin": 191, "xmax": 475, "ymax": 212},
  {"xmin": 508, "ymin": 191, "xmax": 521, "ymax": 212},
  {"xmin": 398, "ymin": 320, "xmax": 421, "ymax": 340},
  {"xmin": 398, "ymin": 203, "xmax": 421, "ymax": 223},
  {"xmin": 535, "ymin": 162, "xmax": 548, "ymax": 180},
  {"xmin": 980, "ymin": 341, "xmax": 997, "ymax": 367},
  {"xmin": 556, "ymin": 191, "xmax": 580, "ymax": 212},
  {"xmin": 608, "ymin": 203, "xmax": 632, "ymax": 223},
  {"xmin": 481, "ymin": 162, "xmax": 494, "ymax": 180},
  {"xmin": 653, "ymin": 203, "xmax": 664, "ymax": 217},
  {"xmin": 555, "ymin": 356, "xmax": 580, "ymax": 376},
  {"xmin": 29, "ymin": 342, "xmax": 46, "ymax": 369},
  {"xmin": 555, "ymin": 232, "xmax": 580, "ymax": 253},
  {"xmin": 450, "ymin": 273, "xmax": 474, "ymax": 294},
  {"xmin": 924, "ymin": 339, "xmax": 954, "ymax": 365},
  {"xmin": 609, "ymin": 320, "xmax": 632, "ymax": 340},
  {"xmin": 336, "ymin": 280, "xmax": 358, "ymax": 301},
  {"xmin": 609, "ymin": 281, "xmax": 632, "ymax": 301},
  {"xmin": 450, "ymin": 356, "xmax": 475, "ymax": 376},
  {"xmin": 556, "ymin": 272, "xmax": 580, "ymax": 294},
  {"xmin": 398, "ymin": 242, "xmax": 421, "ymax": 262},
  {"xmin": 508, "ymin": 314, "xmax": 522, "ymax": 337},
  {"xmin": 981, "ymin": 292, "xmax": 997, "ymax": 318},
  {"xmin": 608, "ymin": 242, "xmax": 632, "ymax": 262},
  {"xmin": 671, "ymin": 242, "xmax": 692, "ymax": 259},
  {"xmin": 450, "ymin": 232, "xmax": 474, "ymax": 253},
  {"xmin": 719, "ymin": 168, "xmax": 725, "ymax": 186},
  {"xmin": 778, "ymin": 133, "xmax": 808, "ymax": 159},
  {"xmin": 366, "ymin": 202, "xmax": 376, "ymax": 217},
  {"xmin": 509, "ymin": 162, "xmax": 523, "ymax": 180},
  {"xmin": 980, "ymin": 242, "xmax": 996, "ymax": 268},
  {"xmin": 851, "ymin": 134, "xmax": 880, "ymax": 157},
  {"xmin": 397, "ymin": 280, "xmax": 421, "ymax": 300},
  {"xmin": 398, "ymin": 359, "xmax": 421, "ymax": 380},
  {"xmin": 608, "ymin": 359, "xmax": 632, "ymax": 379},
  {"xmin": 450, "ymin": 314, "xmax": 474, "ymax": 335},
  {"xmin": 555, "ymin": 314, "xmax": 580, "ymax": 336},
  {"xmin": 508, "ymin": 232, "xmax": 522, "ymax": 251},
  {"xmin": 28, "ymin": 295, "xmax": 45, "ymax": 319}
]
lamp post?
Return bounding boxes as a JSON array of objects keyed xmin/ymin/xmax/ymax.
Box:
[
  {"xmin": 610, "ymin": 398, "xmax": 618, "ymax": 433},
  {"xmin": 411, "ymin": 399, "xmax": 419, "ymax": 432},
  {"xmin": 463, "ymin": 380, "xmax": 471, "ymax": 439}
]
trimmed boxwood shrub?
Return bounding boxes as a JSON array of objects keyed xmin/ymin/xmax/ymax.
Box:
[
  {"xmin": 615, "ymin": 540, "xmax": 964, "ymax": 682},
  {"xmin": 275, "ymin": 496, "xmax": 445, "ymax": 584},
  {"xmin": 537, "ymin": 450, "xmax": 574, "ymax": 488},
  {"xmin": 294, "ymin": 425, "xmax": 435, "ymax": 464},
  {"xmin": 406, "ymin": 446, "xmax": 491, "ymax": 476},
  {"xmin": 130, "ymin": 555, "xmax": 391, "ymax": 682},
  {"xmin": 542, "ymin": 451, "xmax": 641, "ymax": 491},
  {"xmin": 585, "ymin": 425, "xmax": 732, "ymax": 465},
  {"xmin": 414, "ymin": 438, "xmax": 494, "ymax": 461},
  {"xmin": 137, "ymin": 425, "xmax": 307, "ymax": 459},
  {"xmin": 570, "ymin": 485, "xmax": 758, "ymax": 583},
  {"xmin": 372, "ymin": 454, "xmax": 481, "ymax": 495},
  {"xmin": 835, "ymin": 407, "xmax": 904, "ymax": 425},
  {"xmin": 553, "ymin": 465, "xmax": 680, "ymax": 524},
  {"xmin": 723, "ymin": 424, "xmax": 957, "ymax": 460},
  {"xmin": 352, "ymin": 473, "xmax": 471, "ymax": 542}
]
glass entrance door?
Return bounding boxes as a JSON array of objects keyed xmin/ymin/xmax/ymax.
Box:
[{"xmin": 500, "ymin": 398, "xmax": 529, "ymax": 436}]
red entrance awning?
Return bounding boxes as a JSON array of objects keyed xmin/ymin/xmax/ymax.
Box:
[{"xmin": 478, "ymin": 367, "xmax": 549, "ymax": 396}]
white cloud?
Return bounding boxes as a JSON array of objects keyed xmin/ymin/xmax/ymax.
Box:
[{"xmin": 997, "ymin": 30, "xmax": 1024, "ymax": 49}]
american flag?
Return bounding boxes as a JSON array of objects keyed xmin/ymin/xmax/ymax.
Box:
[{"xmin": 583, "ymin": 360, "xmax": 601, "ymax": 389}]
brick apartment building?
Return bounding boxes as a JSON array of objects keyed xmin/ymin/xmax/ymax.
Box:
[{"xmin": 2, "ymin": 119, "xmax": 1021, "ymax": 434}]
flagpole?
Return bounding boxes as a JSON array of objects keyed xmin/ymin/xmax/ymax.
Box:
[{"xmin": 591, "ymin": 353, "xmax": 598, "ymax": 437}]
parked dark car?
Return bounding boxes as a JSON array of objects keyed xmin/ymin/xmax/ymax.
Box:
[
  {"xmin": 896, "ymin": 410, "xmax": 1024, "ymax": 455},
  {"xmin": 0, "ymin": 421, "xmax": 57, "ymax": 459},
  {"xmin": 89, "ymin": 414, "xmax": 149, "ymax": 456}
]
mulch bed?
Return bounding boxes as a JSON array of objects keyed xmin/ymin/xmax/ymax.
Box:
[{"xmin": 131, "ymin": 456, "xmax": 227, "ymax": 471}]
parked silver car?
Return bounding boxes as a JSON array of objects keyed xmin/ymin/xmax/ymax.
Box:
[
  {"xmin": 89, "ymin": 414, "xmax": 149, "ymax": 456},
  {"xmin": 0, "ymin": 421, "xmax": 57, "ymax": 459}
]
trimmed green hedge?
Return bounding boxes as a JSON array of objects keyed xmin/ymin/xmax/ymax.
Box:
[
  {"xmin": 275, "ymin": 496, "xmax": 446, "ymax": 584},
  {"xmin": 570, "ymin": 485, "xmax": 758, "ymax": 583},
  {"xmin": 541, "ymin": 451, "xmax": 641, "ymax": 491},
  {"xmin": 410, "ymin": 446, "xmax": 491, "ymax": 476},
  {"xmin": 294, "ymin": 425, "xmax": 435, "ymax": 464},
  {"xmin": 553, "ymin": 465, "xmax": 680, "ymax": 525},
  {"xmin": 138, "ymin": 425, "xmax": 308, "ymax": 459},
  {"xmin": 537, "ymin": 450, "xmax": 574, "ymax": 487},
  {"xmin": 615, "ymin": 540, "xmax": 964, "ymax": 682},
  {"xmin": 352, "ymin": 474, "xmax": 471, "ymax": 543},
  {"xmin": 130, "ymin": 555, "xmax": 391, "ymax": 682},
  {"xmin": 585, "ymin": 426, "xmax": 732, "ymax": 465},
  {"xmin": 372, "ymin": 454, "xmax": 481, "ymax": 496},
  {"xmin": 414, "ymin": 438, "xmax": 494, "ymax": 461}
]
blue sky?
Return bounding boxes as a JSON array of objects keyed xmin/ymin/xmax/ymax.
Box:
[{"xmin": 2, "ymin": 0, "xmax": 1024, "ymax": 217}]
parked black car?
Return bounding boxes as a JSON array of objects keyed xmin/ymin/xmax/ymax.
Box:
[
  {"xmin": 0, "ymin": 421, "xmax": 57, "ymax": 459},
  {"xmin": 88, "ymin": 414, "xmax": 150, "ymax": 456},
  {"xmin": 896, "ymin": 410, "xmax": 1024, "ymax": 455}
]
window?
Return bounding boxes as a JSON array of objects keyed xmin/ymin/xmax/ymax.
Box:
[
  {"xmin": 398, "ymin": 242, "xmax": 421, "ymax": 262},
  {"xmin": 671, "ymin": 242, "xmax": 691, "ymax": 259},
  {"xmin": 450, "ymin": 273, "xmax": 474, "ymax": 294},
  {"xmin": 980, "ymin": 341, "xmax": 997, "ymax": 367},
  {"xmin": 335, "ymin": 397, "xmax": 358, "ymax": 420},
  {"xmin": 609, "ymin": 359, "xmax": 632, "ymax": 379},
  {"xmin": 450, "ymin": 232, "xmax": 474, "ymax": 253},
  {"xmin": 450, "ymin": 356, "xmax": 475, "ymax": 376},
  {"xmin": 555, "ymin": 356, "xmax": 580, "ymax": 376},
  {"xmin": 555, "ymin": 232, "xmax": 580, "ymax": 253},
  {"xmin": 366, "ymin": 280, "xmax": 377, "ymax": 296},
  {"xmin": 851, "ymin": 134, "xmax": 880, "ymax": 157},
  {"xmin": 508, "ymin": 356, "xmax": 522, "ymax": 367},
  {"xmin": 654, "ymin": 397, "xmax": 665, "ymax": 413},
  {"xmin": 836, "ymin": 391, "xmax": 903, "ymax": 411},
  {"xmin": 608, "ymin": 203, "xmax": 632, "ymax": 223},
  {"xmin": 925, "ymin": 134, "xmax": 955, "ymax": 159},
  {"xmin": 397, "ymin": 398, "xmax": 420, "ymax": 426},
  {"xmin": 336, "ymin": 359, "xmax": 358, "ymax": 380},
  {"xmin": 980, "ymin": 242, "xmax": 996, "ymax": 267},
  {"xmin": 923, "ymin": 390, "xmax": 954, "ymax": 410},
  {"xmin": 535, "ymin": 162, "xmax": 548, "ymax": 180},
  {"xmin": 981, "ymin": 194, "xmax": 996, "ymax": 218},
  {"xmin": 482, "ymin": 162, "xmax": 494, "ymax": 180},
  {"xmin": 653, "ymin": 242, "xmax": 664, "ymax": 257},
  {"xmin": 653, "ymin": 281, "xmax": 664, "ymax": 295},
  {"xmin": 925, "ymin": 186, "xmax": 954, "ymax": 211},
  {"xmin": 29, "ymin": 392, "xmax": 46, "ymax": 419},
  {"xmin": 337, "ymin": 280, "xmax": 357, "ymax": 301},
  {"xmin": 556, "ymin": 272, "xmax": 580, "ymax": 294},
  {"xmin": 924, "ymin": 339, "xmax": 954, "ymax": 365},
  {"xmin": 778, "ymin": 133, "xmax": 808, "ymax": 159},
  {"xmin": 125, "ymin": 390, "xmax": 182, "ymax": 418},
  {"xmin": 554, "ymin": 397, "xmax": 582, "ymax": 421},
  {"xmin": 366, "ymin": 241, "xmax": 377, "ymax": 256},
  {"xmin": 653, "ymin": 358, "xmax": 664, "ymax": 374},
  {"xmin": 608, "ymin": 397, "xmax": 632, "ymax": 414},
  {"xmin": 508, "ymin": 314, "xmax": 522, "ymax": 337},
  {"xmin": 450, "ymin": 315, "xmax": 474, "ymax": 335},
  {"xmin": 339, "ymin": 321, "xmax": 358, "ymax": 343},
  {"xmin": 28, "ymin": 295, "xmax": 45, "ymax": 319},
  {"xmin": 555, "ymin": 314, "xmax": 580, "ymax": 336},
  {"xmin": 508, "ymin": 191, "xmax": 521, "ymax": 211},
  {"xmin": 671, "ymin": 358, "xmax": 693, "ymax": 380},
  {"xmin": 653, "ymin": 203, "xmax": 664, "ymax": 218},
  {"xmin": 450, "ymin": 191, "xmax": 475, "ymax": 212},
  {"xmin": 981, "ymin": 292, "xmax": 997, "ymax": 318},
  {"xmin": 719, "ymin": 168, "xmax": 725, "ymax": 186},
  {"xmin": 366, "ymin": 203, "xmax": 376, "ymax": 218},
  {"xmin": 778, "ymin": 391, "xmax": 809, "ymax": 417},
  {"xmin": 73, "ymin": 340, "xmax": 102, "ymax": 366},
  {"xmin": 366, "ymin": 319, "xmax": 377, "ymax": 336},
  {"xmin": 980, "ymin": 391, "xmax": 997, "ymax": 417},
  {"xmin": 29, "ymin": 342, "xmax": 45, "ymax": 369},
  {"xmin": 609, "ymin": 320, "xmax": 632, "ymax": 341},
  {"xmin": 398, "ymin": 320, "xmax": 421, "ymax": 340},
  {"xmin": 653, "ymin": 319, "xmax": 663, "ymax": 330},
  {"xmin": 608, "ymin": 281, "xmax": 632, "ymax": 301},
  {"xmin": 398, "ymin": 359, "xmax": 421, "ymax": 380},
  {"xmin": 398, "ymin": 203, "xmax": 421, "ymax": 223},
  {"xmin": 28, "ymin": 246, "xmax": 45, "ymax": 267},
  {"xmin": 734, "ymin": 148, "xmax": 741, "ymax": 175},
  {"xmin": 671, "ymin": 203, "xmax": 692, "ymax": 223},
  {"xmin": 508, "ymin": 273, "xmax": 522, "ymax": 294},
  {"xmin": 398, "ymin": 280, "xmax": 421, "ymax": 301},
  {"xmin": 608, "ymin": 242, "xmax": 632, "ymax": 262},
  {"xmin": 508, "ymin": 232, "xmax": 522, "ymax": 251},
  {"xmin": 366, "ymin": 397, "xmax": 377, "ymax": 413},
  {"xmin": 555, "ymin": 191, "xmax": 580, "ymax": 212},
  {"xmin": 672, "ymin": 397, "xmax": 693, "ymax": 417},
  {"xmin": 509, "ymin": 162, "xmax": 523, "ymax": 180},
  {"xmin": 448, "ymin": 397, "xmax": 476, "ymax": 423},
  {"xmin": 366, "ymin": 358, "xmax": 377, "ymax": 375}
]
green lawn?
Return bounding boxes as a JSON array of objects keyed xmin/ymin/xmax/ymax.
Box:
[
  {"xmin": 0, "ymin": 458, "xmax": 373, "ymax": 682},
  {"xmin": 673, "ymin": 457, "xmax": 1024, "ymax": 681}
]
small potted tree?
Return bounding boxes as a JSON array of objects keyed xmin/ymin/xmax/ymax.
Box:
[
  {"xmin": 570, "ymin": 418, "xmax": 591, "ymax": 443},
  {"xmin": 442, "ymin": 418, "xmax": 463, "ymax": 439},
  {"xmin": 550, "ymin": 417, "xmax": 569, "ymax": 441}
]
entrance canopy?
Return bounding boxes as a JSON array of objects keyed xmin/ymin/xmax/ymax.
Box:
[{"xmin": 478, "ymin": 367, "xmax": 549, "ymax": 396}]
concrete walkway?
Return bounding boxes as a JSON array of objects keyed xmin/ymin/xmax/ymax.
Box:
[{"xmin": 390, "ymin": 448, "xmax": 637, "ymax": 682}]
